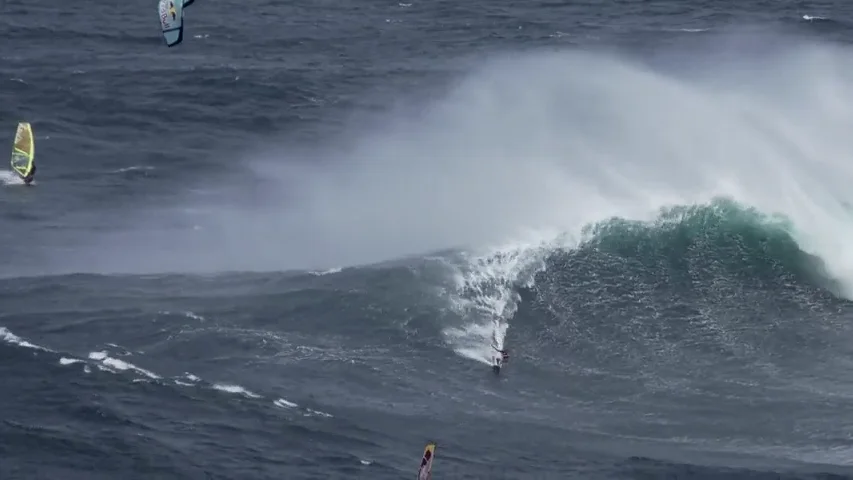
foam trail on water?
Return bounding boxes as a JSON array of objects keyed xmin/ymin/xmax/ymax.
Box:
[{"xmin": 0, "ymin": 171, "xmax": 23, "ymax": 185}]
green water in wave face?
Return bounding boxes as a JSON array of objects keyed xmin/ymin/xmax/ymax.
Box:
[
  {"xmin": 495, "ymin": 195, "xmax": 853, "ymax": 457},
  {"xmin": 577, "ymin": 196, "xmax": 841, "ymax": 296}
]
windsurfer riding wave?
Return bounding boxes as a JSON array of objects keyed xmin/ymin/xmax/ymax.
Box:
[{"xmin": 493, "ymin": 345, "xmax": 509, "ymax": 363}]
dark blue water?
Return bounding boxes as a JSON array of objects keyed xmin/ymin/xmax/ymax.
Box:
[{"xmin": 4, "ymin": 0, "xmax": 853, "ymax": 478}]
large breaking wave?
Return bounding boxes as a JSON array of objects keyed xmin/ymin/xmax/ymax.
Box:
[
  {"xmin": 19, "ymin": 34, "xmax": 853, "ymax": 313},
  {"xmin": 441, "ymin": 195, "xmax": 847, "ymax": 366},
  {"xmin": 439, "ymin": 195, "xmax": 853, "ymax": 466},
  {"xmin": 233, "ymin": 37, "xmax": 853, "ymax": 294}
]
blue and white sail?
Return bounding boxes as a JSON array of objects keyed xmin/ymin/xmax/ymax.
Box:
[{"xmin": 158, "ymin": 0, "xmax": 185, "ymax": 47}]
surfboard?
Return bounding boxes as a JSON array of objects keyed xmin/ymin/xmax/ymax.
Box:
[
  {"xmin": 417, "ymin": 442, "xmax": 436, "ymax": 480},
  {"xmin": 10, "ymin": 122, "xmax": 34, "ymax": 183},
  {"xmin": 492, "ymin": 355, "xmax": 502, "ymax": 374},
  {"xmin": 158, "ymin": 0, "xmax": 185, "ymax": 47}
]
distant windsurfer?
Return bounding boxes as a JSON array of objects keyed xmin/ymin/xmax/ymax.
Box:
[{"xmin": 417, "ymin": 442, "xmax": 436, "ymax": 480}]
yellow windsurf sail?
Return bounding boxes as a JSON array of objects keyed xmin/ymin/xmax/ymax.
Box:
[
  {"xmin": 10, "ymin": 122, "xmax": 34, "ymax": 179},
  {"xmin": 417, "ymin": 442, "xmax": 436, "ymax": 480}
]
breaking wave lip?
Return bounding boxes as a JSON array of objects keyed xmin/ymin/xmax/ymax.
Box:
[
  {"xmin": 18, "ymin": 35, "xmax": 853, "ymax": 312},
  {"xmin": 117, "ymin": 46, "xmax": 853, "ymax": 275}
]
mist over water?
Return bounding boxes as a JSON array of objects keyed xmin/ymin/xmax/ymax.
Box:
[{"xmin": 40, "ymin": 33, "xmax": 853, "ymax": 299}]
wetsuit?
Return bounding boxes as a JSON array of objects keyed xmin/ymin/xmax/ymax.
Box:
[{"xmin": 24, "ymin": 163, "xmax": 36, "ymax": 184}]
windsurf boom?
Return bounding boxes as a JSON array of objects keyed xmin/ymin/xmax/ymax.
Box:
[
  {"xmin": 158, "ymin": 0, "xmax": 184, "ymax": 47},
  {"xmin": 417, "ymin": 442, "xmax": 436, "ymax": 480},
  {"xmin": 10, "ymin": 122, "xmax": 34, "ymax": 182}
]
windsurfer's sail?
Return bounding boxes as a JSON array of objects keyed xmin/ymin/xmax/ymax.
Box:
[
  {"xmin": 10, "ymin": 122, "xmax": 34, "ymax": 180},
  {"xmin": 417, "ymin": 442, "xmax": 436, "ymax": 480},
  {"xmin": 158, "ymin": 0, "xmax": 185, "ymax": 47}
]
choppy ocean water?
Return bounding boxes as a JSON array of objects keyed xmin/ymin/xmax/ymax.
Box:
[{"xmin": 4, "ymin": 0, "xmax": 853, "ymax": 478}]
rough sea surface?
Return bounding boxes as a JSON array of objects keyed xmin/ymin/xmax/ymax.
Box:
[{"xmin": 5, "ymin": 0, "xmax": 853, "ymax": 478}]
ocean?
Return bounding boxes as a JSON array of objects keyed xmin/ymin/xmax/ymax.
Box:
[{"xmin": 3, "ymin": 0, "xmax": 853, "ymax": 478}]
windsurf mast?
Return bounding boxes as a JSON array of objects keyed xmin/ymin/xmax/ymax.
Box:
[
  {"xmin": 158, "ymin": 0, "xmax": 185, "ymax": 47},
  {"xmin": 417, "ymin": 442, "xmax": 436, "ymax": 480},
  {"xmin": 10, "ymin": 122, "xmax": 34, "ymax": 180}
]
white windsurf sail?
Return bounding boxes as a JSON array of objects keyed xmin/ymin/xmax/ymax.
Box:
[
  {"xmin": 417, "ymin": 442, "xmax": 436, "ymax": 480},
  {"xmin": 158, "ymin": 0, "xmax": 185, "ymax": 47},
  {"xmin": 10, "ymin": 122, "xmax": 34, "ymax": 180}
]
